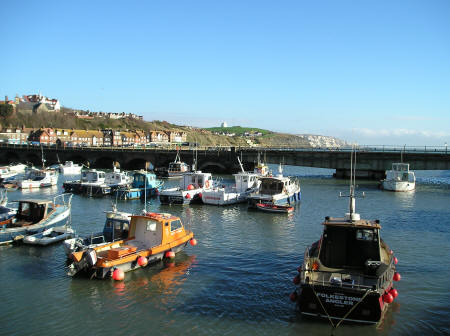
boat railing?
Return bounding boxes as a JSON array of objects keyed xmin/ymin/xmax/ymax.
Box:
[
  {"xmin": 301, "ymin": 268, "xmax": 377, "ymax": 291},
  {"xmin": 54, "ymin": 193, "xmax": 73, "ymax": 208}
]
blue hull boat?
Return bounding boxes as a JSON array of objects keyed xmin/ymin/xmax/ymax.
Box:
[{"xmin": 116, "ymin": 171, "xmax": 163, "ymax": 200}]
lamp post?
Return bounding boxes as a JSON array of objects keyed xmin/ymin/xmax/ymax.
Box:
[{"xmin": 445, "ymin": 142, "xmax": 447, "ymax": 154}]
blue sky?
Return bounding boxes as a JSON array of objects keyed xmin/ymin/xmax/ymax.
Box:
[{"xmin": 2, "ymin": 0, "xmax": 449, "ymax": 146}]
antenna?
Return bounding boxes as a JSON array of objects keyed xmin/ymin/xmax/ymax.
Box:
[
  {"xmin": 340, "ymin": 146, "xmax": 364, "ymax": 222},
  {"xmin": 237, "ymin": 156, "xmax": 245, "ymax": 173}
]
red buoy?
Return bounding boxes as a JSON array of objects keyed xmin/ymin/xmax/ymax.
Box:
[
  {"xmin": 289, "ymin": 292, "xmax": 298, "ymax": 302},
  {"xmin": 383, "ymin": 293, "xmax": 393, "ymax": 304},
  {"xmin": 293, "ymin": 275, "xmax": 300, "ymax": 285},
  {"xmin": 198, "ymin": 193, "xmax": 202, "ymax": 199},
  {"xmin": 137, "ymin": 256, "xmax": 148, "ymax": 267},
  {"xmin": 112, "ymin": 268, "xmax": 124, "ymax": 281},
  {"xmin": 394, "ymin": 257, "xmax": 398, "ymax": 265},
  {"xmin": 185, "ymin": 193, "xmax": 191, "ymax": 199},
  {"xmin": 189, "ymin": 238, "xmax": 197, "ymax": 246},
  {"xmin": 389, "ymin": 288, "xmax": 398, "ymax": 298},
  {"xmin": 187, "ymin": 184, "xmax": 195, "ymax": 190},
  {"xmin": 165, "ymin": 251, "xmax": 175, "ymax": 259},
  {"xmin": 393, "ymin": 272, "xmax": 401, "ymax": 281}
]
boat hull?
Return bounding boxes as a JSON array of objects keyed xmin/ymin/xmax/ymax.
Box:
[
  {"xmin": 201, "ymin": 189, "xmax": 249, "ymax": 205},
  {"xmin": 381, "ymin": 180, "xmax": 415, "ymax": 192},
  {"xmin": 23, "ymin": 226, "xmax": 74, "ymax": 246},
  {"xmin": 248, "ymin": 190, "xmax": 301, "ymax": 209},
  {"xmin": 0, "ymin": 207, "xmax": 71, "ymax": 245},
  {"xmin": 297, "ymin": 284, "xmax": 387, "ymax": 324},
  {"xmin": 159, "ymin": 189, "xmax": 203, "ymax": 205}
]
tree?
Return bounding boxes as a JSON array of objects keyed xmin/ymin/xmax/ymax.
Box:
[{"xmin": 0, "ymin": 104, "xmax": 14, "ymax": 118}]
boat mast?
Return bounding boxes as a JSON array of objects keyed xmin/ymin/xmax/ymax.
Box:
[{"xmin": 237, "ymin": 156, "xmax": 245, "ymax": 173}]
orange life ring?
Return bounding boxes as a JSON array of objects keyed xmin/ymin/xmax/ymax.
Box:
[{"xmin": 205, "ymin": 180, "xmax": 210, "ymax": 188}]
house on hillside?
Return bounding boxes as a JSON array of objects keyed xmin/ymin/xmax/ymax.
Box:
[
  {"xmin": 28, "ymin": 128, "xmax": 53, "ymax": 145},
  {"xmin": 167, "ymin": 131, "xmax": 187, "ymax": 143},
  {"xmin": 0, "ymin": 126, "xmax": 31, "ymax": 144},
  {"xmin": 149, "ymin": 131, "xmax": 169, "ymax": 143}
]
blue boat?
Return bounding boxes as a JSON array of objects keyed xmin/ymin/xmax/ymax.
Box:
[
  {"xmin": 0, "ymin": 193, "xmax": 73, "ymax": 245},
  {"xmin": 116, "ymin": 170, "xmax": 163, "ymax": 200}
]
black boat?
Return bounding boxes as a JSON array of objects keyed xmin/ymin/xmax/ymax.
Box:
[{"xmin": 291, "ymin": 151, "xmax": 401, "ymax": 325}]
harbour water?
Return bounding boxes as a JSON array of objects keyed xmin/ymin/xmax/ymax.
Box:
[{"xmin": 0, "ymin": 166, "xmax": 449, "ymax": 336}]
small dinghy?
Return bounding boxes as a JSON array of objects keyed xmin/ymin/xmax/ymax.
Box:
[
  {"xmin": 256, "ymin": 203, "xmax": 294, "ymax": 214},
  {"xmin": 23, "ymin": 225, "xmax": 75, "ymax": 246}
]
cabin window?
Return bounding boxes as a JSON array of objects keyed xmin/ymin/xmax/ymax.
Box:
[
  {"xmin": 170, "ymin": 220, "xmax": 182, "ymax": 232},
  {"xmin": 146, "ymin": 221, "xmax": 156, "ymax": 231},
  {"xmin": 243, "ymin": 177, "xmax": 248, "ymax": 182},
  {"xmin": 356, "ymin": 229, "xmax": 377, "ymax": 242}
]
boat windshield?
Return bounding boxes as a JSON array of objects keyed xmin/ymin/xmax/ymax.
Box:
[
  {"xmin": 259, "ymin": 179, "xmax": 284, "ymax": 195},
  {"xmin": 17, "ymin": 202, "xmax": 46, "ymax": 224},
  {"xmin": 319, "ymin": 226, "xmax": 380, "ymax": 269}
]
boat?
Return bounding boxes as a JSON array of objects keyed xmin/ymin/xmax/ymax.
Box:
[
  {"xmin": 67, "ymin": 212, "xmax": 197, "ymax": 279},
  {"xmin": 16, "ymin": 168, "xmax": 58, "ymax": 189},
  {"xmin": 0, "ymin": 193, "xmax": 73, "ymax": 245},
  {"xmin": 116, "ymin": 170, "xmax": 163, "ymax": 200},
  {"xmin": 23, "ymin": 225, "xmax": 75, "ymax": 246},
  {"xmin": 63, "ymin": 204, "xmax": 131, "ymax": 256},
  {"xmin": 59, "ymin": 161, "xmax": 83, "ymax": 175},
  {"xmin": 255, "ymin": 203, "xmax": 294, "ymax": 213},
  {"xmin": 159, "ymin": 170, "xmax": 214, "ymax": 205},
  {"xmin": 201, "ymin": 158, "xmax": 261, "ymax": 205},
  {"xmin": 8, "ymin": 163, "xmax": 28, "ymax": 173},
  {"xmin": 0, "ymin": 166, "xmax": 17, "ymax": 183},
  {"xmin": 0, "ymin": 191, "xmax": 16, "ymax": 226},
  {"xmin": 247, "ymin": 164, "xmax": 301, "ymax": 209},
  {"xmin": 381, "ymin": 163, "xmax": 415, "ymax": 192},
  {"xmin": 291, "ymin": 150, "xmax": 401, "ymax": 325},
  {"xmin": 156, "ymin": 151, "xmax": 191, "ymax": 178},
  {"xmin": 63, "ymin": 169, "xmax": 106, "ymax": 194}
]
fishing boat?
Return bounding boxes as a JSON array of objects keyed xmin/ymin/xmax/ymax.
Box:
[
  {"xmin": 59, "ymin": 161, "xmax": 83, "ymax": 175},
  {"xmin": 0, "ymin": 193, "xmax": 73, "ymax": 245},
  {"xmin": 201, "ymin": 158, "xmax": 261, "ymax": 205},
  {"xmin": 23, "ymin": 225, "xmax": 75, "ymax": 246},
  {"xmin": 67, "ymin": 212, "xmax": 197, "ymax": 279},
  {"xmin": 290, "ymin": 151, "xmax": 401, "ymax": 326},
  {"xmin": 255, "ymin": 203, "xmax": 294, "ymax": 214},
  {"xmin": 247, "ymin": 164, "xmax": 301, "ymax": 209},
  {"xmin": 87, "ymin": 169, "xmax": 132, "ymax": 196},
  {"xmin": 156, "ymin": 151, "xmax": 191, "ymax": 178},
  {"xmin": 381, "ymin": 163, "xmax": 415, "ymax": 192},
  {"xmin": 16, "ymin": 169, "xmax": 58, "ymax": 189},
  {"xmin": 159, "ymin": 170, "xmax": 214, "ymax": 205},
  {"xmin": 116, "ymin": 170, "xmax": 163, "ymax": 200},
  {"xmin": 63, "ymin": 204, "xmax": 131, "ymax": 256},
  {"xmin": 63, "ymin": 169, "xmax": 106, "ymax": 194}
]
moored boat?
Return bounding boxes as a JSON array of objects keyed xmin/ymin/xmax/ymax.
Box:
[
  {"xmin": 116, "ymin": 170, "xmax": 163, "ymax": 200},
  {"xmin": 255, "ymin": 203, "xmax": 293, "ymax": 214},
  {"xmin": 23, "ymin": 225, "xmax": 75, "ymax": 245},
  {"xmin": 0, "ymin": 166, "xmax": 17, "ymax": 183},
  {"xmin": 155, "ymin": 151, "xmax": 191, "ymax": 178},
  {"xmin": 381, "ymin": 162, "xmax": 415, "ymax": 192},
  {"xmin": 291, "ymin": 151, "xmax": 401, "ymax": 325},
  {"xmin": 63, "ymin": 169, "xmax": 106, "ymax": 194},
  {"xmin": 16, "ymin": 169, "xmax": 58, "ymax": 189},
  {"xmin": 63, "ymin": 204, "xmax": 131, "ymax": 256},
  {"xmin": 67, "ymin": 212, "xmax": 197, "ymax": 279},
  {"xmin": 59, "ymin": 161, "xmax": 83, "ymax": 175},
  {"xmin": 0, "ymin": 193, "xmax": 73, "ymax": 245},
  {"xmin": 247, "ymin": 164, "xmax": 301, "ymax": 209}
]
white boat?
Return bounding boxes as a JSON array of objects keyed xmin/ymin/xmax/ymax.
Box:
[
  {"xmin": 8, "ymin": 163, "xmax": 27, "ymax": 173},
  {"xmin": 159, "ymin": 170, "xmax": 214, "ymax": 205},
  {"xmin": 59, "ymin": 161, "xmax": 83, "ymax": 175},
  {"xmin": 202, "ymin": 158, "xmax": 261, "ymax": 205},
  {"xmin": 381, "ymin": 163, "xmax": 415, "ymax": 192},
  {"xmin": 23, "ymin": 225, "xmax": 75, "ymax": 245},
  {"xmin": 63, "ymin": 169, "xmax": 106, "ymax": 194},
  {"xmin": 17, "ymin": 169, "xmax": 58, "ymax": 189},
  {"xmin": 88, "ymin": 169, "xmax": 132, "ymax": 196},
  {"xmin": 156, "ymin": 151, "xmax": 191, "ymax": 178},
  {"xmin": 248, "ymin": 164, "xmax": 301, "ymax": 208},
  {"xmin": 255, "ymin": 203, "xmax": 294, "ymax": 214},
  {"xmin": 0, "ymin": 167, "xmax": 17, "ymax": 181}
]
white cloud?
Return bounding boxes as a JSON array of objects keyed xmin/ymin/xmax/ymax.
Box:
[{"xmin": 354, "ymin": 128, "xmax": 450, "ymax": 139}]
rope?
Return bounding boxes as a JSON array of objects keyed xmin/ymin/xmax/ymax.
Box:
[
  {"xmin": 311, "ymin": 284, "xmax": 335, "ymax": 328},
  {"xmin": 333, "ymin": 288, "xmax": 372, "ymax": 331}
]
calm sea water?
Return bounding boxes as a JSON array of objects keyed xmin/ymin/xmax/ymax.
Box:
[{"xmin": 0, "ymin": 167, "xmax": 449, "ymax": 336}]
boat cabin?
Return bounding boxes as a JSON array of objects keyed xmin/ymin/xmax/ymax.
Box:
[
  {"xmin": 105, "ymin": 171, "xmax": 129, "ymax": 186},
  {"xmin": 131, "ymin": 171, "xmax": 158, "ymax": 189},
  {"xmin": 81, "ymin": 170, "xmax": 106, "ymax": 184},
  {"xmin": 317, "ymin": 217, "xmax": 382, "ymax": 272},
  {"xmin": 168, "ymin": 161, "xmax": 190, "ymax": 174},
  {"xmin": 386, "ymin": 163, "xmax": 414, "ymax": 182},
  {"xmin": 180, "ymin": 172, "xmax": 212, "ymax": 190},
  {"xmin": 233, "ymin": 172, "xmax": 259, "ymax": 192},
  {"xmin": 8, "ymin": 200, "xmax": 54, "ymax": 227},
  {"xmin": 258, "ymin": 177, "xmax": 291, "ymax": 195},
  {"xmin": 103, "ymin": 211, "xmax": 130, "ymax": 242}
]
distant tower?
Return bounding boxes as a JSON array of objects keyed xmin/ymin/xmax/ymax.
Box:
[{"xmin": 221, "ymin": 122, "xmax": 228, "ymax": 128}]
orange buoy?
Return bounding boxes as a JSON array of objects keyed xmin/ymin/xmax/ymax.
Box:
[
  {"xmin": 394, "ymin": 257, "xmax": 398, "ymax": 264},
  {"xmin": 383, "ymin": 292, "xmax": 393, "ymax": 303},
  {"xmin": 187, "ymin": 184, "xmax": 195, "ymax": 190},
  {"xmin": 289, "ymin": 292, "xmax": 298, "ymax": 302},
  {"xmin": 389, "ymin": 288, "xmax": 398, "ymax": 298},
  {"xmin": 137, "ymin": 256, "xmax": 148, "ymax": 267},
  {"xmin": 165, "ymin": 251, "xmax": 175, "ymax": 258},
  {"xmin": 185, "ymin": 193, "xmax": 191, "ymax": 199},
  {"xmin": 189, "ymin": 238, "xmax": 197, "ymax": 246},
  {"xmin": 293, "ymin": 275, "xmax": 300, "ymax": 285},
  {"xmin": 112, "ymin": 268, "xmax": 125, "ymax": 281},
  {"xmin": 393, "ymin": 272, "xmax": 401, "ymax": 281}
]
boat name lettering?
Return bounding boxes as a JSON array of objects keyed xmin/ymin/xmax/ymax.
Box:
[
  {"xmin": 204, "ymin": 196, "xmax": 221, "ymax": 200},
  {"xmin": 317, "ymin": 292, "xmax": 359, "ymax": 306}
]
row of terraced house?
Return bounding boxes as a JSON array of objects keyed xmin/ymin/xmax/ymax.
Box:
[{"xmin": 0, "ymin": 127, "xmax": 187, "ymax": 147}]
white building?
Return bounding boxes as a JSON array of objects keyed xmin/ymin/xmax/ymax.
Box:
[{"xmin": 221, "ymin": 122, "xmax": 228, "ymax": 128}]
